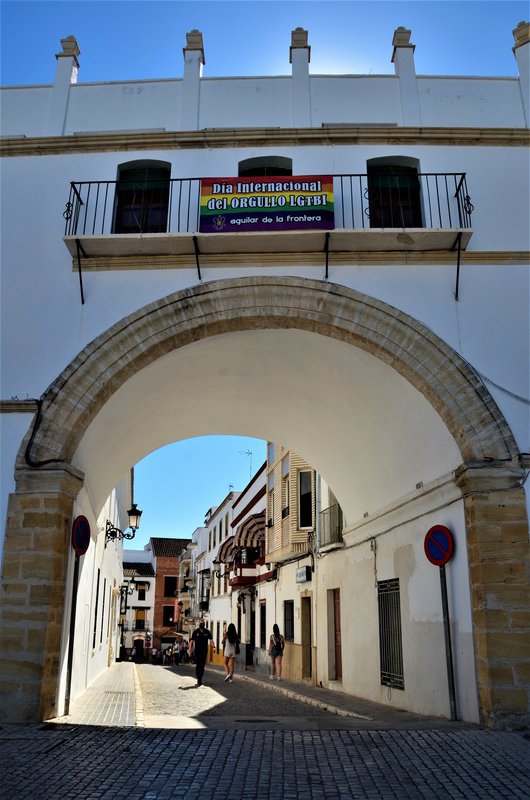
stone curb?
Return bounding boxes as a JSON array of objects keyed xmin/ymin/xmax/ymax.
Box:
[{"xmin": 133, "ymin": 663, "xmax": 145, "ymax": 727}]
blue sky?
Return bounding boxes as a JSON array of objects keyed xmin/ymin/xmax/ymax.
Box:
[
  {"xmin": 2, "ymin": 0, "xmax": 527, "ymax": 546},
  {"xmin": 1, "ymin": 1, "xmax": 527, "ymax": 85},
  {"xmin": 132, "ymin": 436, "xmax": 267, "ymax": 549}
]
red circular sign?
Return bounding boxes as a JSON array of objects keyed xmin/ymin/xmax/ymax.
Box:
[
  {"xmin": 424, "ymin": 525, "xmax": 455, "ymax": 566},
  {"xmin": 72, "ymin": 515, "xmax": 91, "ymax": 556}
]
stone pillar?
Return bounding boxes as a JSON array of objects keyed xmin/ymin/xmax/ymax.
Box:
[
  {"xmin": 46, "ymin": 35, "xmax": 80, "ymax": 136},
  {"xmin": 391, "ymin": 27, "xmax": 421, "ymax": 126},
  {"xmin": 290, "ymin": 27, "xmax": 312, "ymax": 127},
  {"xmin": 180, "ymin": 29, "xmax": 205, "ymax": 130},
  {"xmin": 0, "ymin": 465, "xmax": 84, "ymax": 722},
  {"xmin": 513, "ymin": 21, "xmax": 530, "ymax": 127},
  {"xmin": 456, "ymin": 462, "xmax": 530, "ymax": 729}
]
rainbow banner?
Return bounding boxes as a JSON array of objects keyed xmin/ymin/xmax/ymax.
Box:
[{"xmin": 199, "ymin": 175, "xmax": 334, "ymax": 233}]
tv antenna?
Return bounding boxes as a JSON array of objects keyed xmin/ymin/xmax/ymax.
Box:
[{"xmin": 239, "ymin": 449, "xmax": 253, "ymax": 480}]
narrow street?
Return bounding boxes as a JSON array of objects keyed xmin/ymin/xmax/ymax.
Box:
[
  {"xmin": 0, "ymin": 662, "xmax": 528, "ymax": 799},
  {"xmin": 136, "ymin": 662, "xmax": 474, "ymax": 731}
]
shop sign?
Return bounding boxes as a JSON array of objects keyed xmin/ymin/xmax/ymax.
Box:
[
  {"xmin": 296, "ymin": 566, "xmax": 312, "ymax": 583},
  {"xmin": 199, "ymin": 175, "xmax": 334, "ymax": 232}
]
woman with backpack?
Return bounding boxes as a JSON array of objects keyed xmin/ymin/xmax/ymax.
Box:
[{"xmin": 269, "ymin": 624, "xmax": 285, "ymax": 680}]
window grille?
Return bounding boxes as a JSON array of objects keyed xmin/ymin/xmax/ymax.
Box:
[
  {"xmin": 260, "ymin": 602, "xmax": 267, "ymax": 648},
  {"xmin": 284, "ymin": 600, "xmax": 295, "ymax": 641},
  {"xmin": 378, "ymin": 578, "xmax": 404, "ymax": 689},
  {"xmin": 319, "ymin": 504, "xmax": 343, "ymax": 547}
]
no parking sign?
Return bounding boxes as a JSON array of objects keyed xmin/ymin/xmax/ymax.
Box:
[
  {"xmin": 424, "ymin": 524, "xmax": 455, "ymax": 566},
  {"xmin": 424, "ymin": 523, "xmax": 457, "ymax": 721},
  {"xmin": 72, "ymin": 515, "xmax": 91, "ymax": 556}
]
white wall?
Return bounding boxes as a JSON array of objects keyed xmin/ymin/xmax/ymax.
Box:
[
  {"xmin": 55, "ymin": 478, "xmax": 127, "ymax": 715},
  {"xmin": 1, "ymin": 142, "xmax": 527, "ymax": 450},
  {"xmin": 316, "ymin": 488, "xmax": 479, "ymax": 721},
  {"xmin": 1, "ymin": 74, "xmax": 527, "ymax": 135}
]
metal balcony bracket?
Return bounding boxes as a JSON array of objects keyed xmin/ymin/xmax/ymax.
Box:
[
  {"xmin": 323, "ymin": 231, "xmax": 330, "ymax": 280},
  {"xmin": 193, "ymin": 235, "xmax": 202, "ymax": 282},
  {"xmin": 451, "ymin": 232, "xmax": 463, "ymax": 302},
  {"xmin": 75, "ymin": 238, "xmax": 87, "ymax": 305}
]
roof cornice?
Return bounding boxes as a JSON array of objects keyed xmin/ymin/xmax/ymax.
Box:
[{"xmin": 1, "ymin": 126, "xmax": 529, "ymax": 157}]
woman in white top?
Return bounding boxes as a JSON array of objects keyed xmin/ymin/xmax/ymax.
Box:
[{"xmin": 222, "ymin": 623, "xmax": 240, "ymax": 683}]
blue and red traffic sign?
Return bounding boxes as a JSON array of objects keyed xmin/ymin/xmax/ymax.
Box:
[
  {"xmin": 72, "ymin": 515, "xmax": 91, "ymax": 556},
  {"xmin": 424, "ymin": 525, "xmax": 455, "ymax": 566}
]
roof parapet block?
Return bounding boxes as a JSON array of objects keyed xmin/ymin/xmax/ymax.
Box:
[
  {"xmin": 391, "ymin": 27, "xmax": 415, "ymax": 63},
  {"xmin": 184, "ymin": 29, "xmax": 205, "ymax": 65},
  {"xmin": 512, "ymin": 20, "xmax": 530, "ymax": 50},
  {"xmin": 56, "ymin": 35, "xmax": 80, "ymax": 68},
  {"xmin": 290, "ymin": 27, "xmax": 310, "ymax": 63}
]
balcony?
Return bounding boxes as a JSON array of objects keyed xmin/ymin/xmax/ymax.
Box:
[
  {"xmin": 63, "ymin": 173, "xmax": 473, "ymax": 261},
  {"xmin": 319, "ymin": 504, "xmax": 344, "ymax": 549},
  {"xmin": 122, "ymin": 620, "xmax": 152, "ymax": 632}
]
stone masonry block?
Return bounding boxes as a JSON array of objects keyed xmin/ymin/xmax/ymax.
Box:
[
  {"xmin": 23, "ymin": 511, "xmax": 63, "ymax": 529},
  {"xmin": 469, "ymin": 540, "xmax": 530, "ymax": 564},
  {"xmin": 21, "ymin": 553, "xmax": 65, "ymax": 580},
  {"xmin": 477, "ymin": 630, "xmax": 530, "ymax": 660},
  {"xmin": 0, "ymin": 553, "xmax": 22, "ymax": 579},
  {"xmin": 476, "ymin": 660, "xmax": 514, "ymax": 686},
  {"xmin": 514, "ymin": 663, "xmax": 530, "ymax": 686},
  {"xmin": 501, "ymin": 521, "xmax": 530, "ymax": 543},
  {"xmin": 474, "ymin": 609, "xmax": 510, "ymax": 630},
  {"xmin": 478, "ymin": 501, "xmax": 527, "ymax": 524},
  {"xmin": 29, "ymin": 584, "xmax": 53, "ymax": 605},
  {"xmin": 485, "ymin": 585, "xmax": 530, "ymax": 609},
  {"xmin": 479, "ymin": 685, "xmax": 528, "ymax": 714},
  {"xmin": 0, "ymin": 657, "xmax": 42, "ymax": 680},
  {"xmin": 469, "ymin": 560, "xmax": 527, "ymax": 585},
  {"xmin": 33, "ymin": 528, "xmax": 69, "ymax": 553},
  {"xmin": 510, "ymin": 610, "xmax": 530, "ymax": 628}
]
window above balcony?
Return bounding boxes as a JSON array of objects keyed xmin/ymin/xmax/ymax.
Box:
[{"xmin": 63, "ymin": 171, "xmax": 473, "ymax": 261}]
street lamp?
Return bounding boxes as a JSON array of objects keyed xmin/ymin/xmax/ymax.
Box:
[
  {"xmin": 116, "ymin": 580, "xmax": 135, "ymax": 662},
  {"xmin": 105, "ymin": 503, "xmax": 143, "ymax": 547}
]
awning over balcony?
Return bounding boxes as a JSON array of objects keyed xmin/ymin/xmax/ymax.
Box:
[
  {"xmin": 233, "ymin": 511, "xmax": 266, "ymax": 548},
  {"xmin": 217, "ymin": 535, "xmax": 236, "ymax": 563}
]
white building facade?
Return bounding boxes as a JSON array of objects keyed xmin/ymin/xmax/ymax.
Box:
[{"xmin": 0, "ymin": 23, "xmax": 528, "ymax": 727}]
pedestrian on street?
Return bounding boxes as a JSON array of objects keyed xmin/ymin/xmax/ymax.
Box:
[
  {"xmin": 189, "ymin": 618, "xmax": 215, "ymax": 687},
  {"xmin": 269, "ymin": 624, "xmax": 285, "ymax": 680},
  {"xmin": 178, "ymin": 641, "xmax": 186, "ymax": 663},
  {"xmin": 222, "ymin": 623, "xmax": 240, "ymax": 683}
]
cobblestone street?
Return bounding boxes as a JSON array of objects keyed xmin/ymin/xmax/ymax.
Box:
[{"xmin": 0, "ymin": 663, "xmax": 528, "ymax": 799}]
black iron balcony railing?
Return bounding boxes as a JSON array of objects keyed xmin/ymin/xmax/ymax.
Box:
[
  {"xmin": 319, "ymin": 503, "xmax": 344, "ymax": 548},
  {"xmin": 63, "ymin": 173, "xmax": 473, "ymax": 238}
]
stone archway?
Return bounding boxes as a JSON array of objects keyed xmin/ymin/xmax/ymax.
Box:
[{"xmin": 1, "ymin": 277, "xmax": 527, "ymax": 726}]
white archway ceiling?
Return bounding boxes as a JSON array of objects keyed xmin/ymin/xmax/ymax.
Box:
[{"xmin": 74, "ymin": 328, "xmax": 460, "ymax": 526}]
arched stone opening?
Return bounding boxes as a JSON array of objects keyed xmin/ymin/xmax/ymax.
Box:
[{"xmin": 1, "ymin": 277, "xmax": 527, "ymax": 727}]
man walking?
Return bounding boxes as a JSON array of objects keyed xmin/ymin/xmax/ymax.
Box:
[{"xmin": 189, "ymin": 618, "xmax": 214, "ymax": 686}]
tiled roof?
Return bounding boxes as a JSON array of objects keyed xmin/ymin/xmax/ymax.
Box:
[
  {"xmin": 150, "ymin": 537, "xmax": 191, "ymax": 558},
  {"xmin": 123, "ymin": 562, "xmax": 155, "ymax": 577}
]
